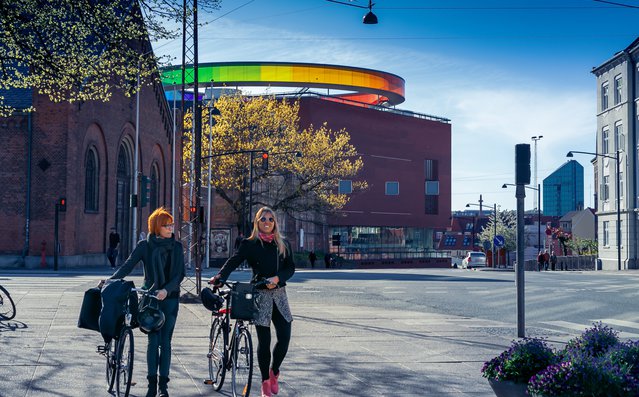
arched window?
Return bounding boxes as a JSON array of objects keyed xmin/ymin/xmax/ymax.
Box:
[
  {"xmin": 150, "ymin": 163, "xmax": 160, "ymax": 210},
  {"xmin": 84, "ymin": 147, "xmax": 99, "ymax": 211}
]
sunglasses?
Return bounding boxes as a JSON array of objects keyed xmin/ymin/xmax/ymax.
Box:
[{"xmin": 259, "ymin": 217, "xmax": 274, "ymax": 223}]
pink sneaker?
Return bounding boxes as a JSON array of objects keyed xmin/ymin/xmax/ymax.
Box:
[
  {"xmin": 269, "ymin": 369, "xmax": 280, "ymax": 394},
  {"xmin": 261, "ymin": 380, "xmax": 272, "ymax": 397}
]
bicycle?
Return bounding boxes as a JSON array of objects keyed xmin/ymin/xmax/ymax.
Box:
[
  {"xmin": 97, "ymin": 286, "xmax": 154, "ymax": 397},
  {"xmin": 0, "ymin": 284, "xmax": 16, "ymax": 320},
  {"xmin": 205, "ymin": 280, "xmax": 263, "ymax": 397}
]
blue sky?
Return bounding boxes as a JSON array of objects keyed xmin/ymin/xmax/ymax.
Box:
[{"xmin": 152, "ymin": 0, "xmax": 639, "ymax": 212}]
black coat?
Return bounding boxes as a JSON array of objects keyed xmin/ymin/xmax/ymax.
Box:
[
  {"xmin": 111, "ymin": 237, "xmax": 185, "ymax": 299},
  {"xmin": 218, "ymin": 237, "xmax": 295, "ymax": 286}
]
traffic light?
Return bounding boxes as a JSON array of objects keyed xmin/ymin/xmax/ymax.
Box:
[
  {"xmin": 515, "ymin": 144, "xmax": 531, "ymax": 185},
  {"xmin": 140, "ymin": 176, "xmax": 151, "ymax": 208},
  {"xmin": 331, "ymin": 234, "xmax": 341, "ymax": 246},
  {"xmin": 261, "ymin": 151, "xmax": 269, "ymax": 170},
  {"xmin": 58, "ymin": 197, "xmax": 66, "ymax": 212}
]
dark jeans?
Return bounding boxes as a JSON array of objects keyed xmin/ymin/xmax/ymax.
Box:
[
  {"xmin": 147, "ymin": 297, "xmax": 179, "ymax": 378},
  {"xmin": 107, "ymin": 247, "xmax": 118, "ymax": 267},
  {"xmin": 255, "ymin": 304, "xmax": 292, "ymax": 381}
]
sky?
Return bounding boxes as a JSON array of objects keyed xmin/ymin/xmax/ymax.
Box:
[{"xmin": 152, "ymin": 0, "xmax": 639, "ymax": 212}]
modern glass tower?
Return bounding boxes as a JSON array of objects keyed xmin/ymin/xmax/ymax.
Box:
[{"xmin": 543, "ymin": 160, "xmax": 584, "ymax": 217}]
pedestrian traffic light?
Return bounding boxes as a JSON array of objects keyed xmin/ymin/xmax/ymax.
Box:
[
  {"xmin": 261, "ymin": 152, "xmax": 269, "ymax": 170},
  {"xmin": 140, "ymin": 176, "xmax": 151, "ymax": 208},
  {"xmin": 331, "ymin": 234, "xmax": 341, "ymax": 246},
  {"xmin": 58, "ymin": 197, "xmax": 66, "ymax": 212}
]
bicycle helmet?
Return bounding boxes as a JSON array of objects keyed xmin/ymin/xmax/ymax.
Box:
[
  {"xmin": 200, "ymin": 288, "xmax": 224, "ymax": 312},
  {"xmin": 138, "ymin": 298, "xmax": 165, "ymax": 333}
]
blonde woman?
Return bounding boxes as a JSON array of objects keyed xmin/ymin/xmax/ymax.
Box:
[{"xmin": 211, "ymin": 207, "xmax": 295, "ymax": 397}]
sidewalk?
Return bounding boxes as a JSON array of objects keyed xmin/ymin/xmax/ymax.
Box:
[{"xmin": 0, "ymin": 269, "xmax": 518, "ymax": 396}]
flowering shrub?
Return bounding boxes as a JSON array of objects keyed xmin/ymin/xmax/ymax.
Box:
[
  {"xmin": 606, "ymin": 340, "xmax": 639, "ymax": 379},
  {"xmin": 528, "ymin": 356, "xmax": 639, "ymax": 397},
  {"xmin": 561, "ymin": 322, "xmax": 619, "ymax": 360},
  {"xmin": 526, "ymin": 323, "xmax": 639, "ymax": 397},
  {"xmin": 481, "ymin": 338, "xmax": 555, "ymax": 383}
]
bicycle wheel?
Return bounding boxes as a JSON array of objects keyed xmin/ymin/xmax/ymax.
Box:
[
  {"xmin": 208, "ymin": 317, "xmax": 226, "ymax": 391},
  {"xmin": 0, "ymin": 285, "xmax": 16, "ymax": 320},
  {"xmin": 105, "ymin": 340, "xmax": 117, "ymax": 392},
  {"xmin": 115, "ymin": 327, "xmax": 134, "ymax": 397},
  {"xmin": 231, "ymin": 327, "xmax": 253, "ymax": 397}
]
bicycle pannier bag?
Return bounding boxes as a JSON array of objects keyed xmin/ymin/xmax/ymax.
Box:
[
  {"xmin": 230, "ymin": 282, "xmax": 258, "ymax": 320},
  {"xmin": 78, "ymin": 287, "xmax": 102, "ymax": 332}
]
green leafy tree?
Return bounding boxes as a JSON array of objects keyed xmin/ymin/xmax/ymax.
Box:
[
  {"xmin": 477, "ymin": 210, "xmax": 517, "ymax": 252},
  {"xmin": 0, "ymin": 0, "xmax": 220, "ymax": 115},
  {"xmin": 184, "ymin": 93, "xmax": 367, "ymax": 230}
]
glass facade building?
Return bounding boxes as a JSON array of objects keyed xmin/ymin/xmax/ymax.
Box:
[
  {"xmin": 543, "ymin": 160, "xmax": 584, "ymax": 217},
  {"xmin": 328, "ymin": 226, "xmax": 443, "ymax": 260}
]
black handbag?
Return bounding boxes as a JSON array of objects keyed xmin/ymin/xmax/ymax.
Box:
[{"xmin": 230, "ymin": 282, "xmax": 258, "ymax": 320}]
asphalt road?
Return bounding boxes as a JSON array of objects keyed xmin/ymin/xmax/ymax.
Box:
[{"xmin": 2, "ymin": 267, "xmax": 639, "ymax": 396}]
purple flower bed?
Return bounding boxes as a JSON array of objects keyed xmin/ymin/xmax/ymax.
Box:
[{"xmin": 482, "ymin": 322, "xmax": 639, "ymax": 397}]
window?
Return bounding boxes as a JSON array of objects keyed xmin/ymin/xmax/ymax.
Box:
[
  {"xmin": 465, "ymin": 222, "xmax": 473, "ymax": 231},
  {"xmin": 602, "ymin": 175, "xmax": 610, "ymax": 201},
  {"xmin": 614, "ymin": 75, "xmax": 622, "ymax": 105},
  {"xmin": 424, "ymin": 159, "xmax": 439, "ymax": 214},
  {"xmin": 84, "ymin": 147, "xmax": 99, "ymax": 212},
  {"xmin": 601, "ymin": 82, "xmax": 609, "ymax": 110},
  {"xmin": 444, "ymin": 235, "xmax": 457, "ymax": 246},
  {"xmin": 602, "ymin": 127, "xmax": 609, "ymax": 154},
  {"xmin": 150, "ymin": 164, "xmax": 160, "ymax": 210},
  {"xmin": 425, "ymin": 195, "xmax": 438, "ymax": 214},
  {"xmin": 338, "ymin": 180, "xmax": 352, "ymax": 194},
  {"xmin": 614, "ymin": 121, "xmax": 624, "ymax": 151},
  {"xmin": 424, "ymin": 159, "xmax": 438, "ymax": 180},
  {"xmin": 424, "ymin": 181, "xmax": 439, "ymax": 195},
  {"xmin": 462, "ymin": 235, "xmax": 471, "ymax": 246},
  {"xmin": 603, "ymin": 221, "xmax": 610, "ymax": 246},
  {"xmin": 619, "ymin": 172, "xmax": 624, "ymax": 198},
  {"xmin": 385, "ymin": 181, "xmax": 399, "ymax": 195}
]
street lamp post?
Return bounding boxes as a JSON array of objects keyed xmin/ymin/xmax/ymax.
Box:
[
  {"xmin": 531, "ymin": 136, "xmax": 543, "ymax": 212},
  {"xmin": 567, "ymin": 150, "xmax": 621, "ymax": 271},
  {"xmin": 466, "ymin": 201, "xmax": 498, "ymax": 267},
  {"xmin": 503, "ymin": 183, "xmax": 541, "ymax": 255}
]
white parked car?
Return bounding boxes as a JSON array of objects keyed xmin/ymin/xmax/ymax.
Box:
[{"xmin": 462, "ymin": 252, "xmax": 487, "ymax": 269}]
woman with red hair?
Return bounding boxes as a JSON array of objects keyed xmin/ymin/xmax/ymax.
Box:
[{"xmin": 109, "ymin": 207, "xmax": 185, "ymax": 397}]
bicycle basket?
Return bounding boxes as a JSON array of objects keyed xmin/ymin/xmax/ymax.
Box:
[
  {"xmin": 230, "ymin": 282, "xmax": 258, "ymax": 320},
  {"xmin": 200, "ymin": 288, "xmax": 224, "ymax": 312}
]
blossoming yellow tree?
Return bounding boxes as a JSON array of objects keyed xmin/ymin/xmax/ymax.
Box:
[{"xmin": 184, "ymin": 93, "xmax": 367, "ymax": 229}]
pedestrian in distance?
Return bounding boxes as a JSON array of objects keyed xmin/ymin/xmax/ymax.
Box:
[
  {"xmin": 537, "ymin": 251, "xmax": 544, "ymax": 271},
  {"xmin": 543, "ymin": 250, "xmax": 550, "ymax": 271},
  {"xmin": 308, "ymin": 251, "xmax": 317, "ymax": 268},
  {"xmin": 210, "ymin": 207, "xmax": 295, "ymax": 397},
  {"xmin": 107, "ymin": 227, "xmax": 120, "ymax": 268},
  {"xmin": 324, "ymin": 253, "xmax": 331, "ymax": 269},
  {"xmin": 107, "ymin": 207, "xmax": 185, "ymax": 397},
  {"xmin": 550, "ymin": 251, "xmax": 557, "ymax": 271}
]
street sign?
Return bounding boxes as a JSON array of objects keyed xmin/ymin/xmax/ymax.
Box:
[{"xmin": 493, "ymin": 235, "xmax": 505, "ymax": 248}]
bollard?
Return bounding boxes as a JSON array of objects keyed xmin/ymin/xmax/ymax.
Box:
[{"xmin": 40, "ymin": 240, "xmax": 47, "ymax": 268}]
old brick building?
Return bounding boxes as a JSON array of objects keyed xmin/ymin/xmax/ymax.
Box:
[{"xmin": 0, "ymin": 78, "xmax": 176, "ymax": 268}]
